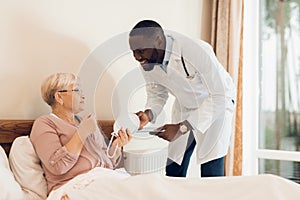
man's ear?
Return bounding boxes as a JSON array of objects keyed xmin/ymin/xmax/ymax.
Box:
[
  {"xmin": 155, "ymin": 34, "xmax": 165, "ymax": 48},
  {"xmin": 155, "ymin": 35, "xmax": 163, "ymax": 45},
  {"xmin": 54, "ymin": 92, "xmax": 64, "ymax": 105}
]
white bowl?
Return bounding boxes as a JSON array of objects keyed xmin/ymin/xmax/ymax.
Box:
[{"xmin": 123, "ymin": 137, "xmax": 169, "ymax": 175}]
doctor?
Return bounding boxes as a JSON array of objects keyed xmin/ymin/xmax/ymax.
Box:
[{"xmin": 129, "ymin": 20, "xmax": 236, "ymax": 177}]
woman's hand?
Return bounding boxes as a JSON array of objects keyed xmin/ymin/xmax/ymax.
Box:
[
  {"xmin": 112, "ymin": 128, "xmax": 132, "ymax": 148},
  {"xmin": 107, "ymin": 129, "xmax": 132, "ymax": 163},
  {"xmin": 77, "ymin": 114, "xmax": 97, "ymax": 143}
]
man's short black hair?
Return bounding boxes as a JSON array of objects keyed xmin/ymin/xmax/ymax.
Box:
[
  {"xmin": 132, "ymin": 20, "xmax": 162, "ymax": 29},
  {"xmin": 129, "ymin": 20, "xmax": 164, "ymax": 37}
]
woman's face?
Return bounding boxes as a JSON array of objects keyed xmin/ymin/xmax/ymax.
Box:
[{"xmin": 58, "ymin": 83, "xmax": 85, "ymax": 114}]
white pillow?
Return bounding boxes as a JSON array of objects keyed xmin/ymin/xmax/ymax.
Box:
[
  {"xmin": 0, "ymin": 145, "xmax": 24, "ymax": 200},
  {"xmin": 9, "ymin": 136, "xmax": 47, "ymax": 200}
]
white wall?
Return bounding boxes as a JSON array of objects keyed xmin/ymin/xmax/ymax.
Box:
[
  {"xmin": 0, "ymin": 0, "xmax": 204, "ymax": 119},
  {"xmin": 0, "ymin": 0, "xmax": 209, "ymax": 178}
]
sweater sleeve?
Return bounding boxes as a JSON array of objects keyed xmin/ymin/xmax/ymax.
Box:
[{"xmin": 30, "ymin": 116, "xmax": 79, "ymax": 175}]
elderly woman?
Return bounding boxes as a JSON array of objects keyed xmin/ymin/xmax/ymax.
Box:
[{"xmin": 30, "ymin": 72, "xmax": 131, "ymax": 196}]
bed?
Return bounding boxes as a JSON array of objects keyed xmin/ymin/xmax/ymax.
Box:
[
  {"xmin": 1, "ymin": 120, "xmax": 300, "ymax": 200},
  {"xmin": 0, "ymin": 120, "xmax": 114, "ymax": 156}
]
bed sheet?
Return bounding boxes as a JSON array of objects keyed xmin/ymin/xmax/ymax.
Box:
[{"xmin": 47, "ymin": 167, "xmax": 300, "ymax": 200}]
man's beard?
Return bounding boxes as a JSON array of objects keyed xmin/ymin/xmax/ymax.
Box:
[
  {"xmin": 142, "ymin": 63, "xmax": 157, "ymax": 71},
  {"xmin": 141, "ymin": 49, "xmax": 160, "ymax": 71}
]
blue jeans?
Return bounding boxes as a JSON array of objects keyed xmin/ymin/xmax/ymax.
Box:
[{"xmin": 166, "ymin": 132, "xmax": 225, "ymax": 177}]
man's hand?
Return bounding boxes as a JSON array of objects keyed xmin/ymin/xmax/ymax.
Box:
[
  {"xmin": 155, "ymin": 120, "xmax": 193, "ymax": 142},
  {"xmin": 155, "ymin": 124, "xmax": 181, "ymax": 142},
  {"xmin": 135, "ymin": 109, "xmax": 153, "ymax": 129}
]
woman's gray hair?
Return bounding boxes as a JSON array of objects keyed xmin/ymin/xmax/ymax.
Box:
[{"xmin": 41, "ymin": 73, "xmax": 77, "ymax": 106}]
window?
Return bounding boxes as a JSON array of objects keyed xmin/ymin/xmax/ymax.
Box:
[{"xmin": 244, "ymin": 0, "xmax": 300, "ymax": 183}]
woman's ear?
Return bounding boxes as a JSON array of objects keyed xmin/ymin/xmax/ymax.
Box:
[{"xmin": 54, "ymin": 92, "xmax": 64, "ymax": 106}]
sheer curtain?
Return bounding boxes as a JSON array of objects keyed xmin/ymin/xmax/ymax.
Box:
[{"xmin": 201, "ymin": 0, "xmax": 244, "ymax": 176}]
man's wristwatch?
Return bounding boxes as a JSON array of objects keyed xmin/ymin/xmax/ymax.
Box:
[{"xmin": 179, "ymin": 122, "xmax": 189, "ymax": 135}]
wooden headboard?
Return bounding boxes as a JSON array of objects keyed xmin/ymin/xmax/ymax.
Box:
[{"xmin": 0, "ymin": 120, "xmax": 114, "ymax": 156}]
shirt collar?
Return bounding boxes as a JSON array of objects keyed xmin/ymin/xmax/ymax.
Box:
[{"xmin": 159, "ymin": 35, "xmax": 173, "ymax": 73}]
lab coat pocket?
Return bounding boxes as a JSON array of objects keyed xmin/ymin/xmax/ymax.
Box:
[{"xmin": 183, "ymin": 73, "xmax": 209, "ymax": 109}]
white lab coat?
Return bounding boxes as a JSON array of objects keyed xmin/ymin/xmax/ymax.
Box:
[{"xmin": 141, "ymin": 34, "xmax": 236, "ymax": 165}]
